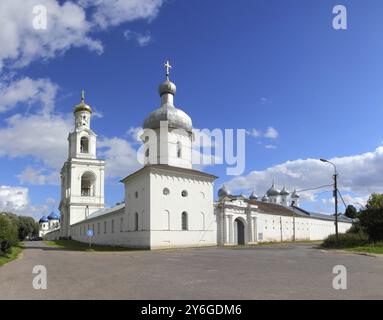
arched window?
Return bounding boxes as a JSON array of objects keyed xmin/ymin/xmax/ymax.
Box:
[
  {"xmin": 144, "ymin": 136, "xmax": 149, "ymax": 159},
  {"xmin": 135, "ymin": 212, "xmax": 139, "ymax": 231},
  {"xmin": 81, "ymin": 172, "xmax": 95, "ymax": 196},
  {"xmin": 177, "ymin": 141, "xmax": 182, "ymax": 158},
  {"xmin": 181, "ymin": 212, "xmax": 188, "ymax": 231},
  {"xmin": 163, "ymin": 210, "xmax": 170, "ymax": 230},
  {"xmin": 201, "ymin": 212, "xmax": 205, "ymax": 230},
  {"xmin": 80, "ymin": 136, "xmax": 89, "ymax": 153}
]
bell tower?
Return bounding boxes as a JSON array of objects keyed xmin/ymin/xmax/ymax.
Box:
[{"xmin": 59, "ymin": 91, "xmax": 105, "ymax": 238}]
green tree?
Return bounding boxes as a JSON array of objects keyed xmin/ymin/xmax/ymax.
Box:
[
  {"xmin": 344, "ymin": 204, "xmax": 358, "ymax": 219},
  {"xmin": 18, "ymin": 216, "xmax": 39, "ymax": 240},
  {"xmin": 359, "ymin": 194, "xmax": 383, "ymax": 243},
  {"xmin": 0, "ymin": 214, "xmax": 19, "ymax": 255},
  {"xmin": 365, "ymin": 193, "xmax": 383, "ymax": 209}
]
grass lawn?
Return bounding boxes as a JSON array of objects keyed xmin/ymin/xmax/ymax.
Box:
[
  {"xmin": 344, "ymin": 245, "xmax": 383, "ymax": 255},
  {"xmin": 45, "ymin": 239, "xmax": 144, "ymax": 252},
  {"xmin": 0, "ymin": 245, "xmax": 23, "ymax": 267}
]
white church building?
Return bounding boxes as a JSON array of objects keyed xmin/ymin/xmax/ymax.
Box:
[{"xmin": 42, "ymin": 64, "xmax": 353, "ymax": 248}]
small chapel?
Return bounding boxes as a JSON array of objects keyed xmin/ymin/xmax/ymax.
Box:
[{"xmin": 41, "ymin": 63, "xmax": 353, "ymax": 248}]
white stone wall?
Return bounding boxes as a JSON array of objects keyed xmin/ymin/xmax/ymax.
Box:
[
  {"xmin": 45, "ymin": 229, "xmax": 60, "ymax": 241},
  {"xmin": 215, "ymin": 203, "xmax": 353, "ymax": 244},
  {"xmin": 70, "ymin": 207, "xmax": 151, "ymax": 248},
  {"xmin": 70, "ymin": 167, "xmax": 217, "ymax": 249},
  {"xmin": 149, "ymin": 169, "xmax": 216, "ymax": 249}
]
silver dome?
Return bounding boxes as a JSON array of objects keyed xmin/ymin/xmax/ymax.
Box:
[
  {"xmin": 291, "ymin": 189, "xmax": 300, "ymax": 198},
  {"xmin": 249, "ymin": 191, "xmax": 258, "ymax": 200},
  {"xmin": 280, "ymin": 186, "xmax": 289, "ymax": 196},
  {"xmin": 143, "ymin": 105, "xmax": 192, "ymax": 132},
  {"xmin": 159, "ymin": 80, "xmax": 176, "ymax": 96},
  {"xmin": 266, "ymin": 183, "xmax": 280, "ymax": 197},
  {"xmin": 143, "ymin": 79, "xmax": 192, "ymax": 133},
  {"xmin": 218, "ymin": 185, "xmax": 230, "ymax": 198}
]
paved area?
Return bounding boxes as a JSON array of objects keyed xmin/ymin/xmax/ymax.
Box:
[{"xmin": 0, "ymin": 241, "xmax": 382, "ymax": 299}]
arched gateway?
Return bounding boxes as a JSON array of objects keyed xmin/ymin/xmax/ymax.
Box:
[{"xmin": 234, "ymin": 218, "xmax": 246, "ymax": 245}]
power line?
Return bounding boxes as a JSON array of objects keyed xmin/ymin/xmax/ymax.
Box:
[
  {"xmin": 337, "ymin": 190, "xmax": 348, "ymax": 209},
  {"xmin": 296, "ymin": 184, "xmax": 333, "ymax": 193}
]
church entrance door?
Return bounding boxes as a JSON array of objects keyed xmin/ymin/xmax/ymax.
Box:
[{"xmin": 234, "ymin": 218, "xmax": 245, "ymax": 245}]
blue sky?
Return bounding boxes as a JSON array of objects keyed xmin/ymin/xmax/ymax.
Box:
[{"xmin": 1, "ymin": 0, "xmax": 383, "ymax": 219}]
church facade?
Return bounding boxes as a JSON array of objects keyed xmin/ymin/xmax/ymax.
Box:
[{"xmin": 43, "ymin": 66, "xmax": 353, "ymax": 248}]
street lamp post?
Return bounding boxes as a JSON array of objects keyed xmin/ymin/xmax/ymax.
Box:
[{"xmin": 320, "ymin": 159, "xmax": 339, "ymax": 241}]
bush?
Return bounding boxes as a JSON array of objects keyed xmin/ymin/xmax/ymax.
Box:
[
  {"xmin": 0, "ymin": 215, "xmax": 19, "ymax": 255},
  {"xmin": 359, "ymin": 207, "xmax": 383, "ymax": 243},
  {"xmin": 321, "ymin": 232, "xmax": 369, "ymax": 249}
]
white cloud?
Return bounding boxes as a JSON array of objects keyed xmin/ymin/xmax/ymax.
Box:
[
  {"xmin": 246, "ymin": 127, "xmax": 279, "ymax": 140},
  {"xmin": 0, "ymin": 112, "xmax": 72, "ymax": 169},
  {"xmin": 0, "ymin": 0, "xmax": 165, "ymax": 69},
  {"xmin": 264, "ymin": 126, "xmax": 279, "ymax": 139},
  {"xmin": 98, "ymin": 137, "xmax": 140, "ymax": 178},
  {"xmin": 0, "ymin": 185, "xmax": 55, "ymax": 219},
  {"xmin": 0, "ymin": 77, "xmax": 58, "ymax": 114},
  {"xmin": 17, "ymin": 166, "xmax": 59, "ymax": 185},
  {"xmin": 81, "ymin": 0, "xmax": 164, "ymax": 29},
  {"xmin": 126, "ymin": 126, "xmax": 144, "ymax": 143},
  {"xmin": 265, "ymin": 144, "xmax": 277, "ymax": 150},
  {"xmin": 124, "ymin": 30, "xmax": 152, "ymax": 46},
  {"xmin": 260, "ymin": 97, "xmax": 272, "ymax": 105},
  {"xmin": 0, "ymin": 185, "xmax": 29, "ymax": 212},
  {"xmin": 246, "ymin": 128, "xmax": 261, "ymax": 138},
  {"xmin": 225, "ymin": 146, "xmax": 383, "ymax": 205},
  {"xmin": 0, "ymin": 0, "xmax": 102, "ymax": 69}
]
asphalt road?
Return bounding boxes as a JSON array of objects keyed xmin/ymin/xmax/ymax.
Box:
[{"xmin": 0, "ymin": 241, "xmax": 382, "ymax": 299}]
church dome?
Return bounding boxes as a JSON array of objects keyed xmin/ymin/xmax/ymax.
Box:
[
  {"xmin": 74, "ymin": 90, "xmax": 92, "ymax": 114},
  {"xmin": 39, "ymin": 216, "xmax": 48, "ymax": 223},
  {"xmin": 249, "ymin": 191, "xmax": 258, "ymax": 200},
  {"xmin": 261, "ymin": 195, "xmax": 268, "ymax": 202},
  {"xmin": 266, "ymin": 183, "xmax": 280, "ymax": 197},
  {"xmin": 159, "ymin": 80, "xmax": 177, "ymax": 96},
  {"xmin": 291, "ymin": 189, "xmax": 300, "ymax": 199},
  {"xmin": 218, "ymin": 185, "xmax": 230, "ymax": 198},
  {"xmin": 143, "ymin": 78, "xmax": 192, "ymax": 132},
  {"xmin": 48, "ymin": 212, "xmax": 60, "ymax": 220},
  {"xmin": 280, "ymin": 186, "xmax": 289, "ymax": 196},
  {"xmin": 143, "ymin": 105, "xmax": 192, "ymax": 133}
]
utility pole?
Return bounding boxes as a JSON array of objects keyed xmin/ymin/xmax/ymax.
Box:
[
  {"xmin": 334, "ymin": 172, "xmax": 339, "ymax": 241},
  {"xmin": 320, "ymin": 158, "xmax": 339, "ymax": 241}
]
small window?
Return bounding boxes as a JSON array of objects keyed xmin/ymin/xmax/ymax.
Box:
[
  {"xmin": 177, "ymin": 142, "xmax": 182, "ymax": 158},
  {"xmin": 97, "ymin": 222, "xmax": 100, "ymax": 234},
  {"xmin": 181, "ymin": 190, "xmax": 188, "ymax": 197},
  {"xmin": 111, "ymin": 219, "xmax": 114, "ymax": 233},
  {"xmin": 181, "ymin": 212, "xmax": 188, "ymax": 230},
  {"xmin": 145, "ymin": 147, "xmax": 149, "ymax": 157},
  {"xmin": 120, "ymin": 217, "xmax": 123, "ymax": 232},
  {"xmin": 104, "ymin": 221, "xmax": 107, "ymax": 234},
  {"xmin": 163, "ymin": 188, "xmax": 170, "ymax": 195},
  {"xmin": 135, "ymin": 191, "xmax": 138, "ymax": 199}
]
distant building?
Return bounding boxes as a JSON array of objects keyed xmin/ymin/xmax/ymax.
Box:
[{"xmin": 39, "ymin": 212, "xmax": 60, "ymax": 237}]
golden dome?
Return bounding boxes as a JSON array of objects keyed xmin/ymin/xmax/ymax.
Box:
[{"xmin": 73, "ymin": 90, "xmax": 92, "ymax": 114}]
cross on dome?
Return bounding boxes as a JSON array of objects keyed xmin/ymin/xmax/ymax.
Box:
[{"xmin": 164, "ymin": 60, "xmax": 172, "ymax": 80}]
